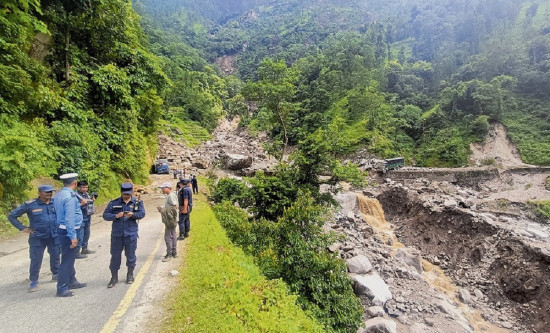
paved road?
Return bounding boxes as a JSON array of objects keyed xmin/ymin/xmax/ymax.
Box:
[{"xmin": 0, "ymin": 193, "xmax": 172, "ymax": 333}]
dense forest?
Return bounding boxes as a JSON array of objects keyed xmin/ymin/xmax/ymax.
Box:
[{"xmin": 1, "ymin": 1, "xmax": 550, "ymax": 331}]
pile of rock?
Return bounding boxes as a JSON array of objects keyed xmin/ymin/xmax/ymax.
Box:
[{"xmin": 157, "ymin": 118, "xmax": 277, "ymax": 175}]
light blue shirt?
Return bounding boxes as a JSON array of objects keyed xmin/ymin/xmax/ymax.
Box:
[{"xmin": 54, "ymin": 187, "xmax": 83, "ymax": 240}]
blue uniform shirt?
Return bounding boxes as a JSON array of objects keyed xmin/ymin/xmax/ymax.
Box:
[
  {"xmin": 103, "ymin": 196, "xmax": 145, "ymax": 237},
  {"xmin": 8, "ymin": 198, "xmax": 57, "ymax": 238},
  {"xmin": 183, "ymin": 186, "xmax": 193, "ymax": 207},
  {"xmin": 54, "ymin": 187, "xmax": 83, "ymax": 240}
]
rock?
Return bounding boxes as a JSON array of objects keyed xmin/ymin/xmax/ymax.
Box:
[
  {"xmin": 328, "ymin": 243, "xmax": 342, "ymax": 253},
  {"xmin": 342, "ymin": 244, "xmax": 355, "ymax": 252},
  {"xmin": 350, "ymin": 273, "xmax": 393, "ymax": 306},
  {"xmin": 474, "ymin": 289, "xmax": 484, "ymax": 299},
  {"xmin": 424, "ymin": 318, "xmax": 435, "ymax": 327},
  {"xmin": 458, "ymin": 289, "xmax": 472, "ymax": 304},
  {"xmin": 525, "ymin": 227, "xmax": 549, "ymax": 239},
  {"xmin": 346, "ymin": 255, "xmax": 373, "ymax": 274},
  {"xmin": 501, "ymin": 322, "xmax": 513, "ymax": 329},
  {"xmin": 395, "ymin": 247, "xmax": 423, "ymax": 274},
  {"xmin": 410, "ymin": 323, "xmax": 435, "ymax": 333},
  {"xmin": 223, "ymin": 153, "xmax": 253, "ymax": 170},
  {"xmin": 443, "ymin": 199, "xmax": 458, "ymax": 208},
  {"xmin": 169, "ymin": 270, "xmax": 179, "ymax": 277},
  {"xmin": 367, "ymin": 306, "xmax": 385, "ymax": 317},
  {"xmin": 359, "ymin": 318, "xmax": 397, "ymax": 333},
  {"xmin": 335, "ymin": 192, "xmax": 359, "ymax": 213},
  {"xmin": 192, "ymin": 158, "xmax": 210, "ymax": 169}
]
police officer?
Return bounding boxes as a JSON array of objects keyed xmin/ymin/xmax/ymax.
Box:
[
  {"xmin": 54, "ymin": 173, "xmax": 87, "ymax": 297},
  {"xmin": 177, "ymin": 179, "xmax": 193, "ymax": 240},
  {"xmin": 75, "ymin": 180, "xmax": 96, "ymax": 258},
  {"xmin": 191, "ymin": 175, "xmax": 198, "ymax": 194},
  {"xmin": 8, "ymin": 185, "xmax": 59, "ymax": 292},
  {"xmin": 103, "ymin": 183, "xmax": 145, "ymax": 288}
]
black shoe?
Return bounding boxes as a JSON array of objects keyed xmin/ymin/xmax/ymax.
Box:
[
  {"xmin": 172, "ymin": 252, "xmax": 178, "ymax": 258},
  {"xmin": 107, "ymin": 278, "xmax": 118, "ymax": 288},
  {"xmin": 126, "ymin": 267, "xmax": 135, "ymax": 284},
  {"xmin": 81, "ymin": 247, "xmax": 96, "ymax": 255},
  {"xmin": 107, "ymin": 270, "xmax": 118, "ymax": 288},
  {"xmin": 162, "ymin": 253, "xmax": 171, "ymax": 262},
  {"xmin": 177, "ymin": 234, "xmax": 185, "ymax": 240},
  {"xmin": 56, "ymin": 290, "xmax": 74, "ymax": 297},
  {"xmin": 75, "ymin": 253, "xmax": 87, "ymax": 259},
  {"xmin": 69, "ymin": 281, "xmax": 87, "ymax": 289}
]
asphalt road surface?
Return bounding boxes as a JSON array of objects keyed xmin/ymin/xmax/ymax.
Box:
[{"xmin": 0, "ymin": 193, "xmax": 172, "ymax": 333}]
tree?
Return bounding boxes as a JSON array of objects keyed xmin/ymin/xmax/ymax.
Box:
[{"xmin": 242, "ymin": 59, "xmax": 299, "ymax": 160}]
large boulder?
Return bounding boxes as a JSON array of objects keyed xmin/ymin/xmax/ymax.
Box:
[
  {"xmin": 192, "ymin": 158, "xmax": 210, "ymax": 169},
  {"xmin": 359, "ymin": 318, "xmax": 397, "ymax": 333},
  {"xmin": 395, "ymin": 247, "xmax": 423, "ymax": 274},
  {"xmin": 346, "ymin": 255, "xmax": 373, "ymax": 274},
  {"xmin": 224, "ymin": 153, "xmax": 253, "ymax": 170},
  {"xmin": 350, "ymin": 273, "xmax": 393, "ymax": 306}
]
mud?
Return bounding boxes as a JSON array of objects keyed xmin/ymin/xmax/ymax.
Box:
[{"xmin": 377, "ymin": 187, "xmax": 550, "ymax": 332}]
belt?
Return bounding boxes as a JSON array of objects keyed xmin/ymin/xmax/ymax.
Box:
[{"xmin": 58, "ymin": 225, "xmax": 81, "ymax": 230}]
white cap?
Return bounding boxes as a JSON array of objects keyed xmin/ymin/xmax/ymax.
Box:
[
  {"xmin": 158, "ymin": 182, "xmax": 172, "ymax": 189},
  {"xmin": 59, "ymin": 173, "xmax": 78, "ymax": 180}
]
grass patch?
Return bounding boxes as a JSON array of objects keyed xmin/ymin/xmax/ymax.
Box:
[
  {"xmin": 162, "ymin": 194, "xmax": 324, "ymax": 332},
  {"xmin": 528, "ymin": 200, "xmax": 550, "ymax": 222},
  {"xmin": 159, "ymin": 118, "xmax": 211, "ymax": 148}
]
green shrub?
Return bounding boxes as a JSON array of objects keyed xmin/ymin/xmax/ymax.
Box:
[
  {"xmin": 211, "ymin": 178, "xmax": 249, "ymax": 205},
  {"xmin": 528, "ymin": 200, "xmax": 550, "ymax": 222},
  {"xmin": 0, "ymin": 115, "xmax": 58, "ymax": 203},
  {"xmin": 164, "ymin": 198, "xmax": 324, "ymax": 332},
  {"xmin": 214, "ymin": 191, "xmax": 363, "ymax": 333}
]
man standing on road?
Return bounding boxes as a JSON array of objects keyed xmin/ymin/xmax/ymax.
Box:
[
  {"xmin": 75, "ymin": 181, "xmax": 96, "ymax": 258},
  {"xmin": 191, "ymin": 175, "xmax": 198, "ymax": 194},
  {"xmin": 54, "ymin": 173, "xmax": 87, "ymax": 297},
  {"xmin": 8, "ymin": 185, "xmax": 59, "ymax": 292},
  {"xmin": 156, "ymin": 182, "xmax": 178, "ymax": 261},
  {"xmin": 177, "ymin": 179, "xmax": 193, "ymax": 240},
  {"xmin": 103, "ymin": 183, "xmax": 145, "ymax": 288}
]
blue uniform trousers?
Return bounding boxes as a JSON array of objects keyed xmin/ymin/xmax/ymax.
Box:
[
  {"xmin": 76, "ymin": 227, "xmax": 84, "ymax": 252},
  {"xmin": 56, "ymin": 229, "xmax": 78, "ymax": 293},
  {"xmin": 28, "ymin": 237, "xmax": 59, "ymax": 282},
  {"xmin": 178, "ymin": 206, "xmax": 192, "ymax": 235},
  {"xmin": 82, "ymin": 219, "xmax": 91, "ymax": 248},
  {"xmin": 109, "ymin": 235, "xmax": 137, "ymax": 271}
]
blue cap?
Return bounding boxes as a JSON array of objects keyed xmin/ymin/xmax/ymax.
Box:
[
  {"xmin": 121, "ymin": 183, "xmax": 133, "ymax": 194},
  {"xmin": 38, "ymin": 185, "xmax": 55, "ymax": 192},
  {"xmin": 181, "ymin": 179, "xmax": 190, "ymax": 184}
]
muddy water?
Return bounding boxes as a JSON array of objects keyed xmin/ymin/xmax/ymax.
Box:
[{"xmin": 356, "ymin": 194, "xmax": 508, "ymax": 333}]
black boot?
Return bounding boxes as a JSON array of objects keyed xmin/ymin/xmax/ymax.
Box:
[
  {"xmin": 126, "ymin": 267, "xmax": 135, "ymax": 284},
  {"xmin": 172, "ymin": 250, "xmax": 178, "ymax": 258},
  {"xmin": 177, "ymin": 231, "xmax": 185, "ymax": 240},
  {"xmin": 81, "ymin": 247, "xmax": 96, "ymax": 255},
  {"xmin": 108, "ymin": 270, "xmax": 118, "ymax": 288}
]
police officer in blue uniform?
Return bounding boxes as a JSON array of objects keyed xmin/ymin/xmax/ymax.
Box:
[
  {"xmin": 103, "ymin": 183, "xmax": 146, "ymax": 288},
  {"xmin": 75, "ymin": 180, "xmax": 96, "ymax": 258},
  {"xmin": 8, "ymin": 185, "xmax": 59, "ymax": 292},
  {"xmin": 177, "ymin": 179, "xmax": 193, "ymax": 240},
  {"xmin": 54, "ymin": 173, "xmax": 87, "ymax": 297}
]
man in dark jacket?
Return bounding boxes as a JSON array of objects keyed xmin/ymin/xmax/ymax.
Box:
[{"xmin": 103, "ymin": 183, "xmax": 146, "ymax": 288}]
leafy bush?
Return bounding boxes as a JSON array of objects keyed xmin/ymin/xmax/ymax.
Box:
[
  {"xmin": 214, "ymin": 192, "xmax": 363, "ymax": 333},
  {"xmin": 528, "ymin": 200, "xmax": 550, "ymax": 222},
  {"xmin": 165, "ymin": 199, "xmax": 324, "ymax": 333},
  {"xmin": 0, "ymin": 115, "xmax": 58, "ymax": 203},
  {"xmin": 211, "ymin": 178, "xmax": 249, "ymax": 205}
]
